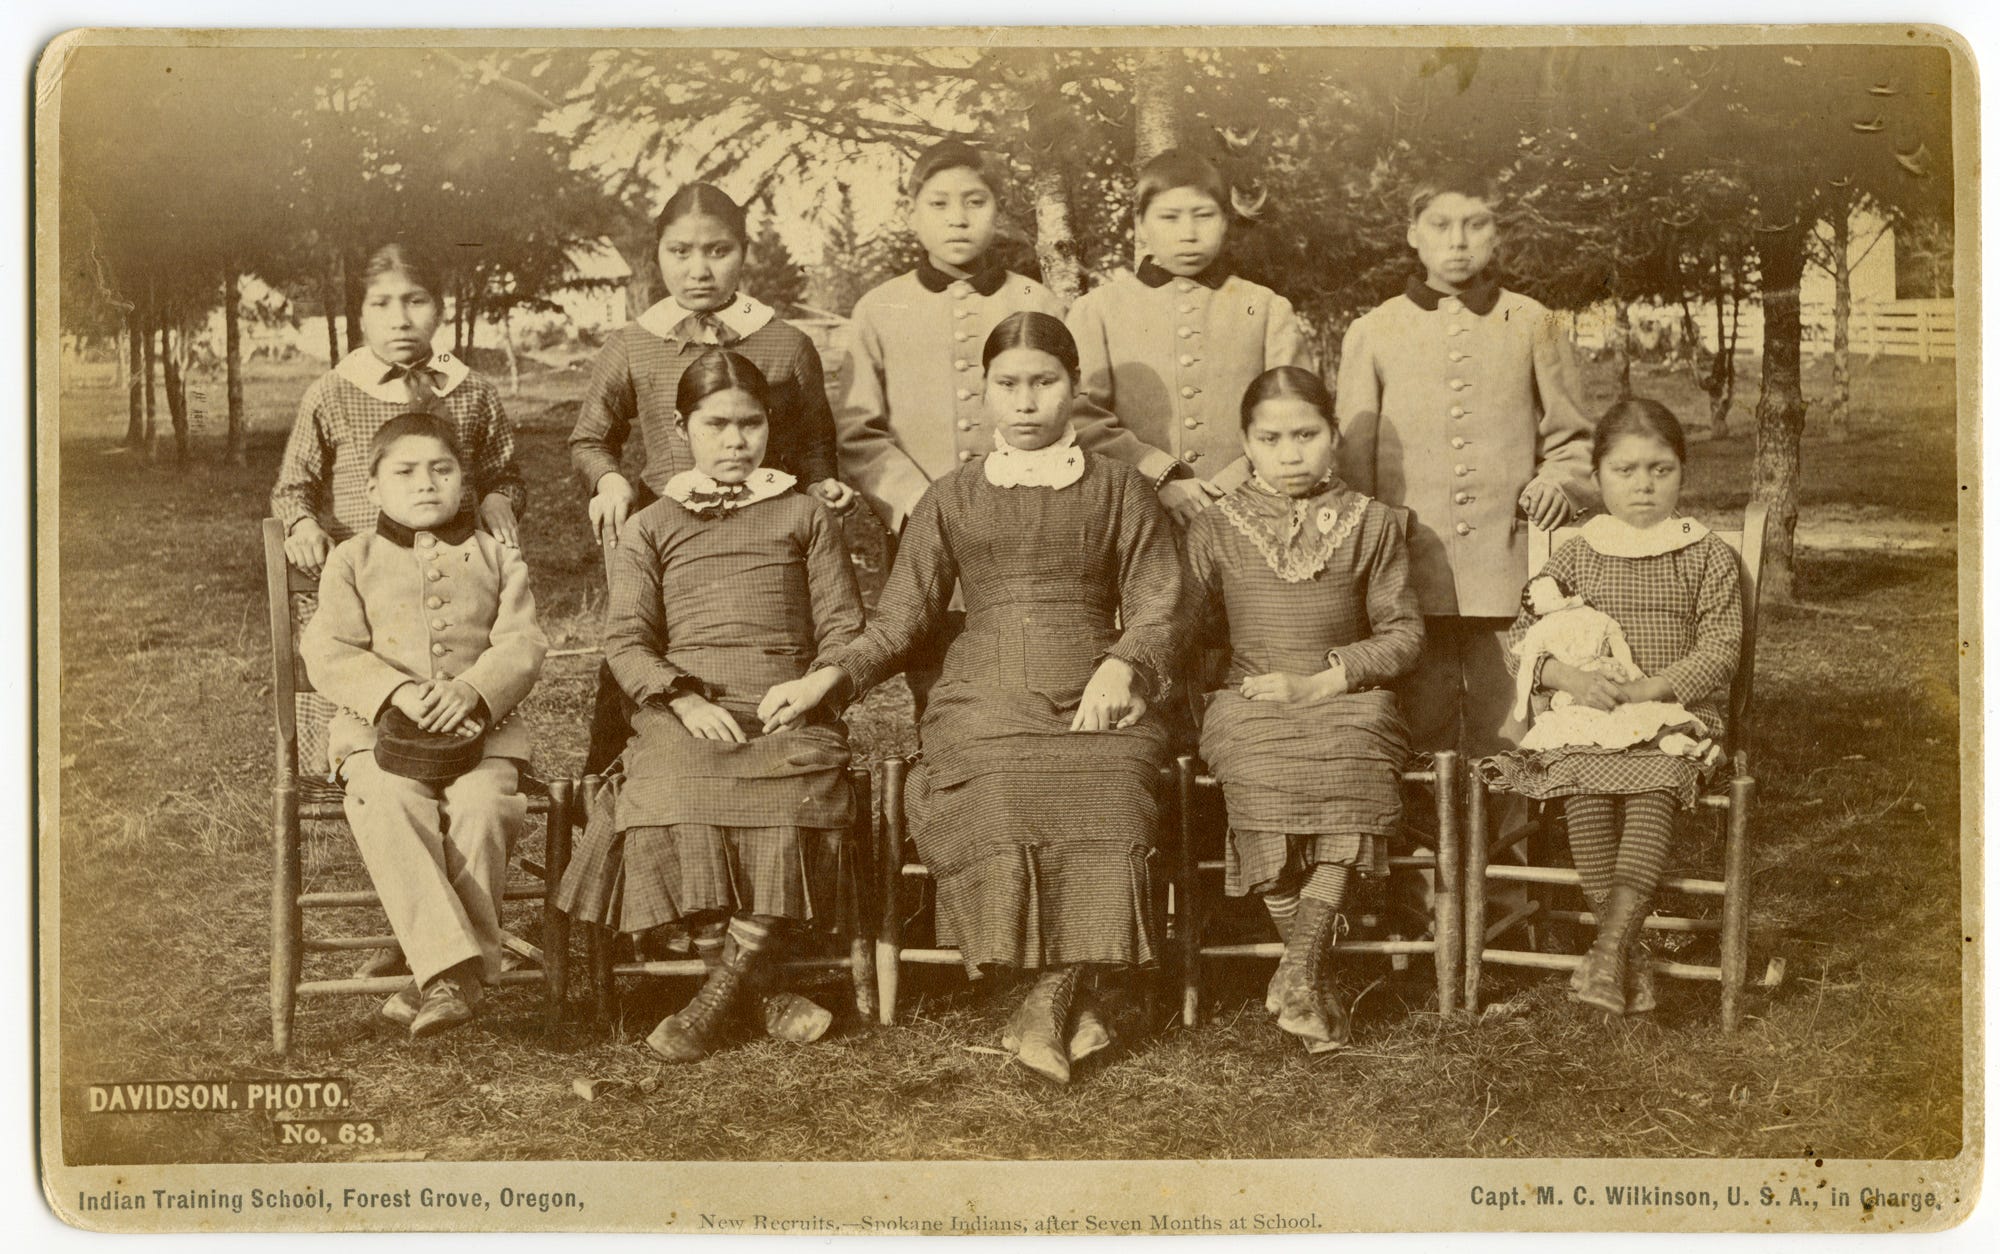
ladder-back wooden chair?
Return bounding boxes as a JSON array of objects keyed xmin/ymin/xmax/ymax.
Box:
[
  {"xmin": 574, "ymin": 766, "xmax": 879, "ymax": 1026},
  {"xmin": 873, "ymin": 754, "xmax": 1178, "ymax": 1024},
  {"xmin": 1172, "ymin": 751, "xmax": 1464, "ymax": 1028},
  {"xmin": 263, "ymin": 518, "xmax": 575, "ymax": 1052},
  {"xmin": 1463, "ymin": 502, "xmax": 1785, "ymax": 1029}
]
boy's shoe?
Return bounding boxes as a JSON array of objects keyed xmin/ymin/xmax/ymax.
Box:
[
  {"xmin": 379, "ymin": 982, "xmax": 421, "ymax": 1029},
  {"xmin": 410, "ymin": 976, "xmax": 476, "ymax": 1038}
]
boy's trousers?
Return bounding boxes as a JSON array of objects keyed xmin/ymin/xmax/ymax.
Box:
[{"xmin": 341, "ymin": 755, "xmax": 525, "ymax": 988}]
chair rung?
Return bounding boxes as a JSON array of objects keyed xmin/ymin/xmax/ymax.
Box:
[
  {"xmin": 1195, "ymin": 768, "xmax": 1435, "ymax": 788},
  {"xmin": 610, "ymin": 956, "xmax": 857, "ymax": 978},
  {"xmin": 892, "ymin": 948, "xmax": 966, "ymax": 965},
  {"xmin": 1471, "ymin": 948, "xmax": 1769, "ymax": 985},
  {"xmin": 901, "ymin": 863, "xmax": 930, "ymax": 877},
  {"xmin": 297, "ymin": 969, "xmax": 546, "ymax": 997},
  {"xmin": 1479, "ymin": 865, "xmax": 1727, "ymax": 895},
  {"xmin": 304, "ymin": 934, "xmax": 398, "ymax": 952},
  {"xmin": 300, "ymin": 886, "xmax": 547, "ymax": 908},
  {"xmin": 1545, "ymin": 908, "xmax": 1721, "ymax": 934},
  {"xmin": 1202, "ymin": 939, "xmax": 1436, "ymax": 958},
  {"xmin": 1192, "ymin": 854, "xmax": 1434, "ymax": 873}
]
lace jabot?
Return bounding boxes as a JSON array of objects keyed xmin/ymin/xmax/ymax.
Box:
[
  {"xmin": 984, "ymin": 425, "xmax": 1085, "ymax": 490},
  {"xmin": 1215, "ymin": 474, "xmax": 1369, "ymax": 582},
  {"xmin": 662, "ymin": 467, "xmax": 797, "ymax": 518}
]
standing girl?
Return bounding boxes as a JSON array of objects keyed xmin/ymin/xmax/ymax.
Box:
[
  {"xmin": 1064, "ymin": 149, "xmax": 1314, "ymax": 525},
  {"xmin": 1480, "ymin": 399, "xmax": 1742, "ymax": 1016},
  {"xmin": 273, "ymin": 242, "xmax": 527, "ymax": 573},
  {"xmin": 761, "ymin": 312, "xmax": 1183, "ymax": 1085},
  {"xmin": 556, "ymin": 350, "xmax": 868, "ymax": 1063},
  {"xmin": 1185, "ymin": 368, "xmax": 1423, "ymax": 1051},
  {"xmin": 569, "ymin": 183, "xmax": 855, "ymax": 548}
]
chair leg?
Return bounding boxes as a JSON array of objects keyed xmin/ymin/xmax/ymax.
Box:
[
  {"xmin": 1719, "ymin": 772, "xmax": 1755, "ymax": 1031},
  {"xmin": 588, "ymin": 924, "xmax": 618, "ymax": 1027},
  {"xmin": 876, "ymin": 939, "xmax": 900, "ymax": 1026},
  {"xmin": 1176, "ymin": 755, "xmax": 1201, "ymax": 1029},
  {"xmin": 543, "ymin": 780, "xmax": 573, "ymax": 1031},
  {"xmin": 877, "ymin": 756, "xmax": 908, "ymax": 1026},
  {"xmin": 1431, "ymin": 752, "xmax": 1462, "ymax": 1017},
  {"xmin": 849, "ymin": 934, "xmax": 877, "ymax": 1023},
  {"xmin": 271, "ymin": 785, "xmax": 301, "ymax": 1054},
  {"xmin": 1463, "ymin": 777, "xmax": 1488, "ymax": 1015}
]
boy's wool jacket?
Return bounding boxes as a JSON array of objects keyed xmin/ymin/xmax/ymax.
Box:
[
  {"xmin": 1335, "ymin": 281, "xmax": 1596, "ymax": 618},
  {"xmin": 302, "ymin": 514, "xmax": 548, "ymax": 773}
]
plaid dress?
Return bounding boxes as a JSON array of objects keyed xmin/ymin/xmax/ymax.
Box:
[
  {"xmin": 554, "ymin": 489, "xmax": 865, "ymax": 933},
  {"xmin": 1480, "ymin": 530, "xmax": 1742, "ymax": 807},
  {"xmin": 270, "ymin": 362, "xmax": 525, "ymax": 542},
  {"xmin": 822, "ymin": 452, "xmax": 1183, "ymax": 973},
  {"xmin": 1186, "ymin": 481, "xmax": 1422, "ymax": 896},
  {"xmin": 567, "ymin": 316, "xmax": 838, "ymax": 499}
]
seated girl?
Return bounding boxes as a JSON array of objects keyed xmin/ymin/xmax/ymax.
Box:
[
  {"xmin": 760, "ymin": 312, "xmax": 1183, "ymax": 1085},
  {"xmin": 1481, "ymin": 397, "xmax": 1743, "ymax": 1018},
  {"xmin": 555, "ymin": 350, "xmax": 868, "ymax": 1062},
  {"xmin": 1183, "ymin": 367, "xmax": 1423, "ymax": 1051}
]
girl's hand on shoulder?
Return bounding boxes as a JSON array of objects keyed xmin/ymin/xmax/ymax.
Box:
[
  {"xmin": 479, "ymin": 493, "xmax": 520, "ymax": 548},
  {"xmin": 1158, "ymin": 477, "xmax": 1224, "ymax": 527},
  {"xmin": 1072, "ymin": 657, "xmax": 1147, "ymax": 732},
  {"xmin": 757, "ymin": 669, "xmax": 843, "ymax": 734},
  {"xmin": 1518, "ymin": 480, "xmax": 1573, "ymax": 531},
  {"xmin": 285, "ymin": 518, "xmax": 333, "ymax": 574},
  {"xmin": 812, "ymin": 478, "xmax": 860, "ymax": 515},
  {"xmin": 670, "ymin": 691, "xmax": 746, "ymax": 744},
  {"xmin": 589, "ymin": 473, "xmax": 637, "ymax": 547},
  {"xmin": 1240, "ymin": 671, "xmax": 1320, "ymax": 705}
]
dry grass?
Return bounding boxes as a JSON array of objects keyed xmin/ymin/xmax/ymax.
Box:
[{"xmin": 50, "ymin": 353, "xmax": 1964, "ymax": 1165}]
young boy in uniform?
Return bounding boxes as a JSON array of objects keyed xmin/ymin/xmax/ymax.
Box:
[
  {"xmin": 1335, "ymin": 164, "xmax": 1594, "ymax": 821},
  {"xmin": 835, "ymin": 138, "xmax": 1067, "ymax": 710},
  {"xmin": 303, "ymin": 413, "xmax": 549, "ymax": 1037}
]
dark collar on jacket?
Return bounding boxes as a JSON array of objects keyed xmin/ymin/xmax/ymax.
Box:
[
  {"xmin": 917, "ymin": 255, "xmax": 1008, "ymax": 296},
  {"xmin": 377, "ymin": 506, "xmax": 478, "ymax": 548},
  {"xmin": 1138, "ymin": 257, "xmax": 1228, "ymax": 290},
  {"xmin": 1405, "ymin": 273, "xmax": 1502, "ymax": 316}
]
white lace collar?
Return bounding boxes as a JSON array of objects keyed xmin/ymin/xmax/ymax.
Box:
[
  {"xmin": 1217, "ymin": 479, "xmax": 1368, "ymax": 583},
  {"xmin": 984, "ymin": 425, "xmax": 1085, "ymax": 490},
  {"xmin": 662, "ymin": 467, "xmax": 796, "ymax": 517},
  {"xmin": 1581, "ymin": 513, "xmax": 1710, "ymax": 558},
  {"xmin": 334, "ymin": 347, "xmax": 470, "ymax": 404},
  {"xmin": 635, "ymin": 292, "xmax": 777, "ymax": 345}
]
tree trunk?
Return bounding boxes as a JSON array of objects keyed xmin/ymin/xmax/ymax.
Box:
[
  {"xmin": 1611, "ymin": 299, "xmax": 1633, "ymax": 396},
  {"xmin": 500, "ymin": 303, "xmax": 520, "ymax": 396},
  {"xmin": 1030, "ymin": 162, "xmax": 1083, "ymax": 303},
  {"xmin": 463, "ymin": 291, "xmax": 479, "ymax": 354},
  {"xmin": 1752, "ymin": 222, "xmax": 1807, "ymax": 602},
  {"xmin": 453, "ymin": 291, "xmax": 466, "ymax": 355},
  {"xmin": 321, "ymin": 263, "xmax": 343, "ymax": 366},
  {"xmin": 224, "ymin": 266, "xmax": 246, "ymax": 466},
  {"xmin": 161, "ymin": 315, "xmax": 190, "ymax": 466},
  {"xmin": 1828, "ymin": 207, "xmax": 1853, "ymax": 441},
  {"xmin": 612, "ymin": 205, "xmax": 660, "ymax": 321},
  {"xmin": 1132, "ymin": 48, "xmax": 1184, "ymax": 166},
  {"xmin": 141, "ymin": 287, "xmax": 158, "ymax": 457},
  {"xmin": 342, "ymin": 253, "xmax": 361, "ymax": 360},
  {"xmin": 124, "ymin": 307, "xmax": 145, "ymax": 448}
]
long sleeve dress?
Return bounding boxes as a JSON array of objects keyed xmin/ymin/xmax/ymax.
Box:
[
  {"xmin": 555, "ymin": 481, "xmax": 866, "ymax": 934},
  {"xmin": 1185, "ymin": 479, "xmax": 1424, "ymax": 896},
  {"xmin": 1478, "ymin": 522, "xmax": 1742, "ymax": 809},
  {"xmin": 820, "ymin": 449, "xmax": 1184, "ymax": 973}
]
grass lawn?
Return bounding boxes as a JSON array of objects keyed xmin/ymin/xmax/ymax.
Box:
[{"xmin": 49, "ymin": 350, "xmax": 1965, "ymax": 1164}]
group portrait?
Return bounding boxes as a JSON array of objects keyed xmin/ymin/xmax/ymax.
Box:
[{"xmin": 36, "ymin": 23, "xmax": 1975, "ymax": 1234}]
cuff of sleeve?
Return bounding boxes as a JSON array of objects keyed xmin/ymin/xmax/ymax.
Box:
[
  {"xmin": 807, "ymin": 659, "xmax": 856, "ymax": 714},
  {"xmin": 1102, "ymin": 647, "xmax": 1167, "ymax": 703},
  {"xmin": 640, "ymin": 673, "xmax": 711, "ymax": 709},
  {"xmin": 1139, "ymin": 448, "xmax": 1183, "ymax": 486}
]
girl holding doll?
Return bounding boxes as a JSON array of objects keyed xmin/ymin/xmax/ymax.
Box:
[
  {"xmin": 555, "ymin": 350, "xmax": 868, "ymax": 1063},
  {"xmin": 1184, "ymin": 368, "xmax": 1423, "ymax": 1051},
  {"xmin": 760, "ymin": 312, "xmax": 1184, "ymax": 1086},
  {"xmin": 1480, "ymin": 398, "xmax": 1742, "ymax": 1018}
]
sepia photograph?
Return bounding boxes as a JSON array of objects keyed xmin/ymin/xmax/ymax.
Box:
[{"xmin": 31, "ymin": 15, "xmax": 1979, "ymax": 1234}]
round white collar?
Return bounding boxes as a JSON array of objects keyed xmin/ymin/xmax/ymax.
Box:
[
  {"xmin": 1581, "ymin": 513, "xmax": 1710, "ymax": 558},
  {"xmin": 662, "ymin": 467, "xmax": 796, "ymax": 517},
  {"xmin": 984, "ymin": 425, "xmax": 1084, "ymax": 490}
]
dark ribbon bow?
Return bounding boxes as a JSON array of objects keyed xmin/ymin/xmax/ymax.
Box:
[
  {"xmin": 681, "ymin": 481, "xmax": 752, "ymax": 518},
  {"xmin": 669, "ymin": 312, "xmax": 742, "ymax": 347},
  {"xmin": 1137, "ymin": 258, "xmax": 1228, "ymax": 290},
  {"xmin": 383, "ymin": 361, "xmax": 445, "ymax": 407}
]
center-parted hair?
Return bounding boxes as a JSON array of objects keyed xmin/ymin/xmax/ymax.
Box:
[
  {"xmin": 1134, "ymin": 148, "xmax": 1231, "ymax": 219},
  {"xmin": 1592, "ymin": 397, "xmax": 1687, "ymax": 470},
  {"xmin": 675, "ymin": 348, "xmax": 773, "ymax": 422},
  {"xmin": 360, "ymin": 242, "xmax": 444, "ymax": 299},
  {"xmin": 654, "ymin": 182, "xmax": 749, "ymax": 247},
  {"xmin": 1239, "ymin": 366, "xmax": 1336, "ymax": 433},
  {"xmin": 367, "ymin": 412, "xmax": 466, "ymax": 477},
  {"xmin": 908, "ymin": 138, "xmax": 1003, "ymax": 199},
  {"xmin": 981, "ymin": 311, "xmax": 1079, "ymax": 379}
]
